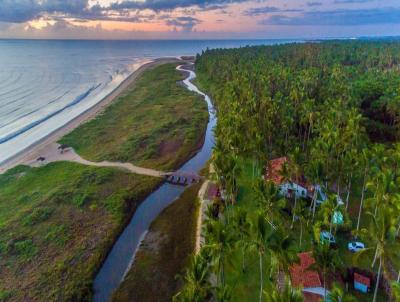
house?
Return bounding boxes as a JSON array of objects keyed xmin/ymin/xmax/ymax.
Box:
[
  {"xmin": 290, "ymin": 252, "xmax": 327, "ymax": 302},
  {"xmin": 264, "ymin": 157, "xmax": 342, "ymax": 206},
  {"xmin": 290, "ymin": 252, "xmax": 322, "ymax": 289},
  {"xmin": 264, "ymin": 157, "xmax": 309, "ymax": 200},
  {"xmin": 354, "ymin": 272, "xmax": 371, "ymax": 293}
]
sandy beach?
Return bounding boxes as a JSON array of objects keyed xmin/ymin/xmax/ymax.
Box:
[{"xmin": 0, "ymin": 57, "xmax": 183, "ymax": 174}]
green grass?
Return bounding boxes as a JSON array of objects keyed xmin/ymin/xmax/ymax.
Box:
[
  {"xmin": 60, "ymin": 63, "xmax": 208, "ymax": 171},
  {"xmin": 0, "ymin": 163, "xmax": 160, "ymax": 301},
  {"xmin": 112, "ymin": 183, "xmax": 201, "ymax": 302}
]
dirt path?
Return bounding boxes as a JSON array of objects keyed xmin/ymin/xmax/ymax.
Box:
[
  {"xmin": 24, "ymin": 143, "xmax": 165, "ymax": 178},
  {"xmin": 196, "ymin": 180, "xmax": 212, "ymax": 254},
  {"xmin": 0, "ymin": 58, "xmax": 182, "ymax": 174}
]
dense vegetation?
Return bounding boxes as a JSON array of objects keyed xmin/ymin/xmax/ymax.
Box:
[
  {"xmin": 0, "ymin": 63, "xmax": 209, "ymax": 301},
  {"xmin": 176, "ymin": 41, "xmax": 400, "ymax": 301},
  {"xmin": 61, "ymin": 63, "xmax": 208, "ymax": 171},
  {"xmin": 112, "ymin": 183, "xmax": 201, "ymax": 302}
]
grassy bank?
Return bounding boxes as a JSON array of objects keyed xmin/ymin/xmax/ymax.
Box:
[
  {"xmin": 0, "ymin": 162, "xmax": 160, "ymax": 301},
  {"xmin": 60, "ymin": 63, "xmax": 208, "ymax": 171},
  {"xmin": 112, "ymin": 183, "xmax": 201, "ymax": 302},
  {"xmin": 0, "ymin": 63, "xmax": 209, "ymax": 301}
]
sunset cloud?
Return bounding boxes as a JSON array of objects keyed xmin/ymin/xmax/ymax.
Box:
[{"xmin": 0, "ymin": 0, "xmax": 399, "ymax": 39}]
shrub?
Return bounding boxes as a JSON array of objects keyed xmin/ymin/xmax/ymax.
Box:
[
  {"xmin": 45, "ymin": 225, "xmax": 68, "ymax": 247},
  {"xmin": 13, "ymin": 239, "xmax": 38, "ymax": 260},
  {"xmin": 22, "ymin": 207, "xmax": 53, "ymax": 226}
]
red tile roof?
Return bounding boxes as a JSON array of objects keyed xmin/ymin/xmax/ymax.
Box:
[
  {"xmin": 354, "ymin": 273, "xmax": 371, "ymax": 287},
  {"xmin": 264, "ymin": 157, "xmax": 288, "ymax": 185},
  {"xmin": 264, "ymin": 157, "xmax": 312, "ymax": 190},
  {"xmin": 290, "ymin": 252, "xmax": 322, "ymax": 288}
]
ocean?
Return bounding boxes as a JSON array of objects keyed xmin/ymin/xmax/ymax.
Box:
[{"xmin": 0, "ymin": 39, "xmax": 296, "ymax": 163}]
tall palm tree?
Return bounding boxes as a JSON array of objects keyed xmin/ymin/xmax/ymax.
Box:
[
  {"xmin": 204, "ymin": 219, "xmax": 234, "ymax": 288},
  {"xmin": 264, "ymin": 280, "xmax": 304, "ymax": 302},
  {"xmin": 327, "ymin": 283, "xmax": 357, "ymax": 302},
  {"xmin": 252, "ymin": 213, "xmax": 271, "ymax": 302},
  {"xmin": 356, "ymin": 148, "xmax": 370, "ymax": 234},
  {"xmin": 267, "ymin": 228, "xmax": 297, "ymax": 278},
  {"xmin": 254, "ymin": 179, "xmax": 279, "ymax": 229},
  {"xmin": 232, "ymin": 208, "xmax": 251, "ymax": 272},
  {"xmin": 320, "ymin": 194, "xmax": 341, "ymax": 235},
  {"xmin": 214, "ymin": 283, "xmax": 232, "ymax": 302},
  {"xmin": 357, "ymin": 207, "xmax": 397, "ymax": 302},
  {"xmin": 312, "ymin": 243, "xmax": 342, "ymax": 299},
  {"xmin": 288, "ymin": 148, "xmax": 303, "ymax": 229},
  {"xmin": 174, "ymin": 251, "xmax": 211, "ymax": 302}
]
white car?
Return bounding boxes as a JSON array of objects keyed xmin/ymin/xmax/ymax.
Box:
[{"xmin": 348, "ymin": 241, "xmax": 365, "ymax": 253}]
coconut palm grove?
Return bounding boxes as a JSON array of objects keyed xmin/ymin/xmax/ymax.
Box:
[{"xmin": 174, "ymin": 41, "xmax": 400, "ymax": 302}]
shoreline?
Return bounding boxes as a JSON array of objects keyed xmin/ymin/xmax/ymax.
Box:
[{"xmin": 0, "ymin": 57, "xmax": 183, "ymax": 174}]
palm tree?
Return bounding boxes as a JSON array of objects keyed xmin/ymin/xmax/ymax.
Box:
[
  {"xmin": 214, "ymin": 283, "xmax": 232, "ymax": 302},
  {"xmin": 204, "ymin": 219, "xmax": 233, "ymax": 287},
  {"xmin": 267, "ymin": 228, "xmax": 297, "ymax": 278},
  {"xmin": 356, "ymin": 148, "xmax": 370, "ymax": 234},
  {"xmin": 288, "ymin": 148, "xmax": 303, "ymax": 229},
  {"xmin": 252, "ymin": 213, "xmax": 271, "ymax": 302},
  {"xmin": 305, "ymin": 159, "xmax": 325, "ymax": 222},
  {"xmin": 232, "ymin": 208, "xmax": 251, "ymax": 272},
  {"xmin": 357, "ymin": 207, "xmax": 397, "ymax": 302},
  {"xmin": 312, "ymin": 243, "xmax": 342, "ymax": 299},
  {"xmin": 320, "ymin": 194, "xmax": 341, "ymax": 235},
  {"xmin": 327, "ymin": 283, "xmax": 357, "ymax": 302},
  {"xmin": 391, "ymin": 282, "xmax": 400, "ymax": 302},
  {"xmin": 174, "ymin": 251, "xmax": 211, "ymax": 302},
  {"xmin": 254, "ymin": 179, "xmax": 279, "ymax": 229},
  {"xmin": 293, "ymin": 200, "xmax": 309, "ymax": 249},
  {"xmin": 264, "ymin": 280, "xmax": 304, "ymax": 302}
]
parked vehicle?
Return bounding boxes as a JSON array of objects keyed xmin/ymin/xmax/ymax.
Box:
[
  {"xmin": 348, "ymin": 241, "xmax": 365, "ymax": 253},
  {"xmin": 320, "ymin": 231, "xmax": 336, "ymax": 245}
]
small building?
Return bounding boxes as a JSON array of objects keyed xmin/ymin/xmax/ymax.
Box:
[
  {"xmin": 264, "ymin": 157, "xmax": 309, "ymax": 200},
  {"xmin": 354, "ymin": 272, "xmax": 371, "ymax": 293},
  {"xmin": 290, "ymin": 252, "xmax": 326, "ymax": 302},
  {"xmin": 264, "ymin": 157, "xmax": 342, "ymax": 206}
]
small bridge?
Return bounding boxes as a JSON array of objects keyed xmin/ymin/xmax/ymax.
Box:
[{"xmin": 163, "ymin": 171, "xmax": 203, "ymax": 186}]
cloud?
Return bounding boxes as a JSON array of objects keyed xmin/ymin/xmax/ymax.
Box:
[
  {"xmin": 307, "ymin": 2, "xmax": 322, "ymax": 7},
  {"xmin": 243, "ymin": 6, "xmax": 302, "ymax": 16},
  {"xmin": 0, "ymin": 0, "xmax": 90, "ymax": 23},
  {"xmin": 165, "ymin": 16, "xmax": 202, "ymax": 31},
  {"xmin": 260, "ymin": 7, "xmax": 400, "ymax": 26},
  {"xmin": 109, "ymin": 0, "xmax": 247, "ymax": 12},
  {"xmin": 334, "ymin": 0, "xmax": 373, "ymax": 3},
  {"xmin": 0, "ymin": 0, "xmax": 248, "ymax": 24}
]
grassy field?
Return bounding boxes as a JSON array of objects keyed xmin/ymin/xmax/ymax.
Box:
[
  {"xmin": 112, "ymin": 183, "xmax": 201, "ymax": 302},
  {"xmin": 60, "ymin": 63, "xmax": 208, "ymax": 171},
  {"xmin": 0, "ymin": 162, "xmax": 161, "ymax": 301},
  {"xmin": 0, "ymin": 63, "xmax": 209, "ymax": 301}
]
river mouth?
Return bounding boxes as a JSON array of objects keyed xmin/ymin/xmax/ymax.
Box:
[{"xmin": 93, "ymin": 64, "xmax": 216, "ymax": 302}]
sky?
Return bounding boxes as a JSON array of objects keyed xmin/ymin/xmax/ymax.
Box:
[{"xmin": 0, "ymin": 0, "xmax": 399, "ymax": 39}]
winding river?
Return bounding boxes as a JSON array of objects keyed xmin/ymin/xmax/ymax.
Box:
[{"xmin": 93, "ymin": 64, "xmax": 216, "ymax": 302}]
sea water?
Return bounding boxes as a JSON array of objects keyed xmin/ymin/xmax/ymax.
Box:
[{"xmin": 0, "ymin": 39, "xmax": 296, "ymax": 164}]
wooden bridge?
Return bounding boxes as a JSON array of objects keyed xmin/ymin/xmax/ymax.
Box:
[{"xmin": 163, "ymin": 171, "xmax": 203, "ymax": 186}]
